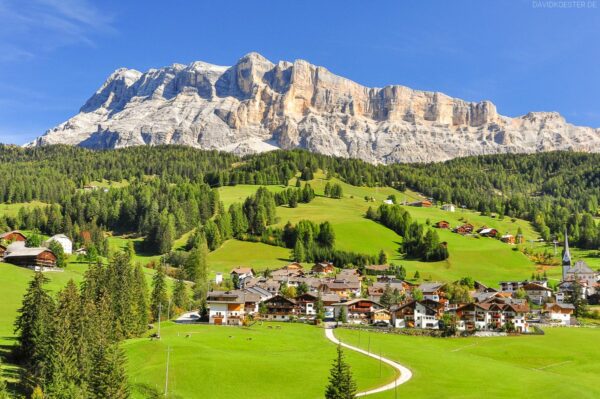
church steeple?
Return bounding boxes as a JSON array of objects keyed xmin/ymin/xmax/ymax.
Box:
[{"xmin": 562, "ymin": 229, "xmax": 571, "ymax": 280}]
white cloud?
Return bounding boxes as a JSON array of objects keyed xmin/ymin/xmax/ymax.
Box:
[{"xmin": 0, "ymin": 0, "xmax": 116, "ymax": 62}]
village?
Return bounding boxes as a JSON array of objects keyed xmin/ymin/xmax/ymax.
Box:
[
  {"xmin": 1, "ymin": 227, "xmax": 598, "ymax": 335},
  {"xmin": 202, "ymin": 233, "xmax": 598, "ymax": 334}
]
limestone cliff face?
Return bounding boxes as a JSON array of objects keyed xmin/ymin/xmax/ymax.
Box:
[{"xmin": 31, "ymin": 52, "xmax": 600, "ymax": 163}]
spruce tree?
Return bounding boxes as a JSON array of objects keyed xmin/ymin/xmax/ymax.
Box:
[
  {"xmin": 150, "ymin": 263, "xmax": 169, "ymax": 322},
  {"xmin": 293, "ymin": 239, "xmax": 305, "ymax": 262},
  {"xmin": 325, "ymin": 344, "xmax": 357, "ymax": 399},
  {"xmin": 46, "ymin": 280, "xmax": 84, "ymax": 398},
  {"xmin": 315, "ymin": 293, "xmax": 325, "ymax": 321},
  {"xmin": 14, "ymin": 272, "xmax": 55, "ymax": 390},
  {"xmin": 90, "ymin": 345, "xmax": 129, "ymax": 399},
  {"xmin": 172, "ymin": 275, "xmax": 190, "ymax": 314},
  {"xmin": 131, "ymin": 263, "xmax": 149, "ymax": 335},
  {"xmin": 380, "ymin": 283, "xmax": 393, "ymax": 308}
]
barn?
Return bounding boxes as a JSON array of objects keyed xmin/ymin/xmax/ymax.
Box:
[{"xmin": 3, "ymin": 246, "xmax": 57, "ymax": 269}]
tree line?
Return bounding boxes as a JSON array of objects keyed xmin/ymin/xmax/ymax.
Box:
[
  {"xmin": 367, "ymin": 204, "xmax": 449, "ymax": 261},
  {"xmin": 13, "ymin": 252, "xmax": 147, "ymax": 398},
  {"xmin": 2, "ymin": 145, "xmax": 599, "ymax": 250}
]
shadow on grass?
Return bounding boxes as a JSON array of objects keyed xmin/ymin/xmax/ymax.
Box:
[{"xmin": 132, "ymin": 382, "xmax": 184, "ymax": 399}]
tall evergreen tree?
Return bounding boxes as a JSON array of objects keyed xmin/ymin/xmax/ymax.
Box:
[
  {"xmin": 293, "ymin": 239, "xmax": 305, "ymax": 262},
  {"xmin": 131, "ymin": 263, "xmax": 149, "ymax": 335},
  {"xmin": 325, "ymin": 345, "xmax": 357, "ymax": 399},
  {"xmin": 46, "ymin": 280, "xmax": 84, "ymax": 399},
  {"xmin": 14, "ymin": 273, "xmax": 55, "ymax": 390},
  {"xmin": 172, "ymin": 275, "xmax": 190, "ymax": 314},
  {"xmin": 89, "ymin": 345, "xmax": 129, "ymax": 399},
  {"xmin": 150, "ymin": 263, "xmax": 169, "ymax": 322}
]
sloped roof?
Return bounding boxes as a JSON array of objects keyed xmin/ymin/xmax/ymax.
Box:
[
  {"xmin": 4, "ymin": 246, "xmax": 52, "ymax": 258},
  {"xmin": 566, "ymin": 260, "xmax": 595, "ymax": 274}
]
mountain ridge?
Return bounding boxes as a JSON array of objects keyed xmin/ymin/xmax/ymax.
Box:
[{"xmin": 30, "ymin": 52, "xmax": 600, "ymax": 163}]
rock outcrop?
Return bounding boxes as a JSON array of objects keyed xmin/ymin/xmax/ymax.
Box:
[{"xmin": 30, "ymin": 52, "xmax": 600, "ymax": 163}]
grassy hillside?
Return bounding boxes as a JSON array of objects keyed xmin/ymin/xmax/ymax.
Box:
[
  {"xmin": 207, "ymin": 239, "xmax": 294, "ymax": 275},
  {"xmin": 0, "ymin": 201, "xmax": 49, "ymax": 217},
  {"xmin": 218, "ymin": 174, "xmax": 540, "ymax": 285},
  {"xmin": 336, "ymin": 327, "xmax": 600, "ymax": 399},
  {"xmin": 124, "ymin": 322, "xmax": 396, "ymax": 399}
]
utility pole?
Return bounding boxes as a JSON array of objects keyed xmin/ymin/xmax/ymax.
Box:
[{"xmin": 164, "ymin": 346, "xmax": 171, "ymax": 397}]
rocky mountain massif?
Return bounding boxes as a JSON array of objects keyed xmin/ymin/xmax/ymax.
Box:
[{"xmin": 31, "ymin": 52, "xmax": 600, "ymax": 163}]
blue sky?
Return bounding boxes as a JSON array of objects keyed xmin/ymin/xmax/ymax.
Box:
[{"xmin": 0, "ymin": 0, "xmax": 599, "ymax": 144}]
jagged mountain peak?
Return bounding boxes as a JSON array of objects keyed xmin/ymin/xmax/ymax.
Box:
[{"xmin": 30, "ymin": 53, "xmax": 600, "ymax": 163}]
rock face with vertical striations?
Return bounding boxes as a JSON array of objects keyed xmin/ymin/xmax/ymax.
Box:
[{"xmin": 30, "ymin": 52, "xmax": 600, "ymax": 163}]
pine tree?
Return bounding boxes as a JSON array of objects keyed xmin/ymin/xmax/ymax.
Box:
[
  {"xmin": 315, "ymin": 293, "xmax": 325, "ymax": 321},
  {"xmin": 337, "ymin": 306, "xmax": 347, "ymax": 324},
  {"xmin": 378, "ymin": 250, "xmax": 387, "ymax": 265},
  {"xmin": 325, "ymin": 344, "xmax": 357, "ymax": 399},
  {"xmin": 324, "ymin": 182, "xmax": 331, "ymax": 197},
  {"xmin": 293, "ymin": 239, "xmax": 305, "ymax": 262},
  {"xmin": 172, "ymin": 275, "xmax": 190, "ymax": 314},
  {"xmin": 89, "ymin": 345, "xmax": 129, "ymax": 399},
  {"xmin": 131, "ymin": 263, "xmax": 149, "ymax": 335},
  {"xmin": 318, "ymin": 221, "xmax": 335, "ymax": 248},
  {"xmin": 46, "ymin": 280, "xmax": 84, "ymax": 398},
  {"xmin": 150, "ymin": 263, "xmax": 169, "ymax": 322},
  {"xmin": 186, "ymin": 232, "xmax": 208, "ymax": 284},
  {"xmin": 380, "ymin": 283, "xmax": 393, "ymax": 308},
  {"xmin": 106, "ymin": 253, "xmax": 135, "ymax": 340},
  {"xmin": 14, "ymin": 272, "xmax": 55, "ymax": 390}
]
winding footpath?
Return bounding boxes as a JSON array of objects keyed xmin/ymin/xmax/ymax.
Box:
[{"xmin": 324, "ymin": 328, "xmax": 412, "ymax": 397}]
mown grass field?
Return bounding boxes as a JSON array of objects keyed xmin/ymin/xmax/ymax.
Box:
[
  {"xmin": 218, "ymin": 175, "xmax": 541, "ymax": 285},
  {"xmin": 335, "ymin": 327, "xmax": 600, "ymax": 399},
  {"xmin": 124, "ymin": 322, "xmax": 396, "ymax": 399},
  {"xmin": 207, "ymin": 239, "xmax": 294, "ymax": 275},
  {"xmin": 0, "ymin": 201, "xmax": 49, "ymax": 217}
]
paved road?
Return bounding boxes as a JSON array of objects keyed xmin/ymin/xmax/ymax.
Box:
[{"xmin": 324, "ymin": 328, "xmax": 412, "ymax": 397}]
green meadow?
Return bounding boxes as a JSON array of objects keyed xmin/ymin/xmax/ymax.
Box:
[
  {"xmin": 207, "ymin": 239, "xmax": 294, "ymax": 275},
  {"xmin": 0, "ymin": 201, "xmax": 50, "ymax": 217},
  {"xmin": 335, "ymin": 327, "xmax": 600, "ymax": 399},
  {"xmin": 124, "ymin": 322, "xmax": 396, "ymax": 399},
  {"xmin": 218, "ymin": 175, "xmax": 541, "ymax": 285}
]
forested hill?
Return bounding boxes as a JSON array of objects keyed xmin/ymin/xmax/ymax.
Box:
[{"xmin": 0, "ymin": 145, "xmax": 599, "ymax": 248}]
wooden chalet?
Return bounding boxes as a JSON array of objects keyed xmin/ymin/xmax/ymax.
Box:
[
  {"xmin": 3, "ymin": 247, "xmax": 57, "ymax": 269},
  {"xmin": 284, "ymin": 262, "xmax": 304, "ymax": 271},
  {"xmin": 333, "ymin": 298, "xmax": 384, "ymax": 324},
  {"xmin": 434, "ymin": 220, "xmax": 450, "ymax": 229},
  {"xmin": 500, "ymin": 234, "xmax": 515, "ymax": 244},
  {"xmin": 408, "ymin": 200, "xmax": 432, "ymax": 208},
  {"xmin": 455, "ymin": 223, "xmax": 474, "ymax": 234},
  {"xmin": 478, "ymin": 227, "xmax": 498, "ymax": 237},
  {"xmin": 262, "ymin": 295, "xmax": 298, "ymax": 321},
  {"xmin": 0, "ymin": 230, "xmax": 26, "ymax": 242},
  {"xmin": 311, "ymin": 262, "xmax": 335, "ymax": 274}
]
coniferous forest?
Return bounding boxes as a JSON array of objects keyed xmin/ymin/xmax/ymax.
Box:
[{"xmin": 1, "ymin": 145, "xmax": 599, "ymax": 250}]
